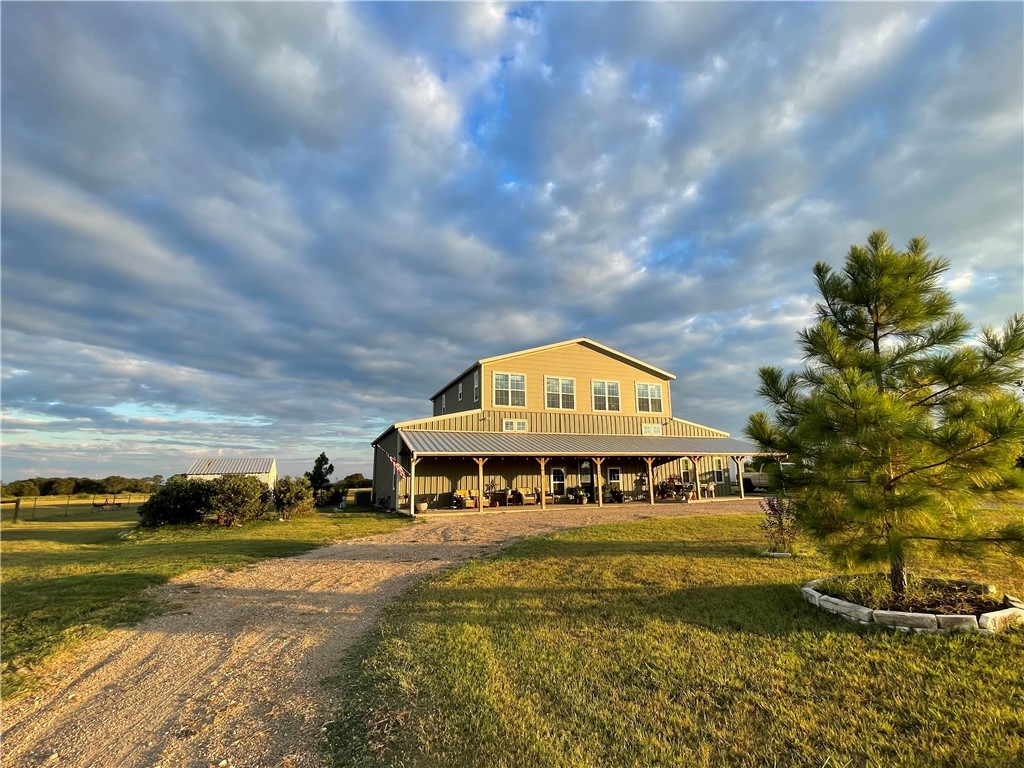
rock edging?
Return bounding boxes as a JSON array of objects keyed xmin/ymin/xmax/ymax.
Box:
[{"xmin": 801, "ymin": 579, "xmax": 1024, "ymax": 635}]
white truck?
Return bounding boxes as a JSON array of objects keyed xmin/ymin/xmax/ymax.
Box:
[{"xmin": 736, "ymin": 461, "xmax": 792, "ymax": 493}]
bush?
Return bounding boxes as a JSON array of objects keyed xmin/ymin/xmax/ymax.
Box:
[
  {"xmin": 759, "ymin": 494, "xmax": 797, "ymax": 553},
  {"xmin": 208, "ymin": 475, "xmax": 271, "ymax": 526},
  {"xmin": 138, "ymin": 477, "xmax": 213, "ymax": 527},
  {"xmin": 273, "ymin": 476, "xmax": 314, "ymax": 520},
  {"xmin": 138, "ymin": 475, "xmax": 270, "ymax": 527}
]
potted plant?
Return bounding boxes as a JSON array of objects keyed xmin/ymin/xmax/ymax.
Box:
[{"xmin": 567, "ymin": 487, "xmax": 586, "ymax": 504}]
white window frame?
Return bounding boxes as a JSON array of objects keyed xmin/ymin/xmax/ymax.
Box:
[
  {"xmin": 544, "ymin": 376, "xmax": 576, "ymax": 410},
  {"xmin": 550, "ymin": 467, "xmax": 567, "ymax": 496},
  {"xmin": 474, "ymin": 371, "xmax": 480, "ymax": 402},
  {"xmin": 493, "ymin": 371, "xmax": 527, "ymax": 408},
  {"xmin": 607, "ymin": 466, "xmax": 621, "ymax": 487},
  {"xmin": 591, "ymin": 379, "xmax": 621, "ymax": 412},
  {"xmin": 636, "ymin": 382, "xmax": 664, "ymax": 413},
  {"xmin": 641, "ymin": 423, "xmax": 663, "ymax": 435},
  {"xmin": 458, "ymin": 382, "xmax": 463, "ymax": 401},
  {"xmin": 441, "ymin": 393, "xmax": 446, "ymax": 414},
  {"xmin": 502, "ymin": 419, "xmax": 528, "ymax": 432},
  {"xmin": 714, "ymin": 458, "xmax": 725, "ymax": 484}
]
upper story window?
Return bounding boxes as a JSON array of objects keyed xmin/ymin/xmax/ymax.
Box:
[
  {"xmin": 502, "ymin": 419, "xmax": 528, "ymax": 432},
  {"xmin": 473, "ymin": 371, "xmax": 480, "ymax": 402},
  {"xmin": 592, "ymin": 380, "xmax": 620, "ymax": 411},
  {"xmin": 641, "ymin": 423, "xmax": 663, "ymax": 435},
  {"xmin": 458, "ymin": 382, "xmax": 463, "ymax": 401},
  {"xmin": 441, "ymin": 393, "xmax": 447, "ymax": 414},
  {"xmin": 545, "ymin": 376, "xmax": 575, "ymax": 409},
  {"xmin": 636, "ymin": 382, "xmax": 663, "ymax": 413},
  {"xmin": 493, "ymin": 372, "xmax": 526, "ymax": 407}
]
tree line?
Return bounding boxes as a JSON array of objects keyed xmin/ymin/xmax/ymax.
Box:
[{"xmin": 1, "ymin": 475, "xmax": 164, "ymax": 498}]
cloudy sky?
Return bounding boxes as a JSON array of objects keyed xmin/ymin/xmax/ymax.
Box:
[{"xmin": 2, "ymin": 2, "xmax": 1022, "ymax": 483}]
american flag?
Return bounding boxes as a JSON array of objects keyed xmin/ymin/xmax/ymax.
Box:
[{"xmin": 391, "ymin": 456, "xmax": 409, "ymax": 479}]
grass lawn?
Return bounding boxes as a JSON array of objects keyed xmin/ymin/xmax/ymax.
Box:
[
  {"xmin": 1, "ymin": 503, "xmax": 409, "ymax": 699},
  {"xmin": 330, "ymin": 511, "xmax": 1024, "ymax": 768}
]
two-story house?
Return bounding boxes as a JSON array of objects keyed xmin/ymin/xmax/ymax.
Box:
[{"xmin": 371, "ymin": 338, "xmax": 764, "ymax": 513}]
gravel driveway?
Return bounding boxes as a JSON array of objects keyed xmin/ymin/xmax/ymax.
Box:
[{"xmin": 1, "ymin": 499, "xmax": 760, "ymax": 768}]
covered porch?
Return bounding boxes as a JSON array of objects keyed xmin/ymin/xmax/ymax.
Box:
[{"xmin": 375, "ymin": 430, "xmax": 775, "ymax": 516}]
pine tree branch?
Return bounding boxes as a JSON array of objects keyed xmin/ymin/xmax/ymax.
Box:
[{"xmin": 891, "ymin": 437, "xmax": 1003, "ymax": 483}]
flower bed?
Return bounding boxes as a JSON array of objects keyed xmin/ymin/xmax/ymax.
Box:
[{"xmin": 802, "ymin": 577, "xmax": 1024, "ymax": 634}]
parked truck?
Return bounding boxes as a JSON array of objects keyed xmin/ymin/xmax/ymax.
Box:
[{"xmin": 735, "ymin": 461, "xmax": 793, "ymax": 493}]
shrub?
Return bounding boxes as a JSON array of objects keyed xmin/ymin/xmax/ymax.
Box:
[
  {"xmin": 208, "ymin": 475, "xmax": 271, "ymax": 526},
  {"xmin": 138, "ymin": 477, "xmax": 213, "ymax": 527},
  {"xmin": 138, "ymin": 475, "xmax": 269, "ymax": 527},
  {"xmin": 274, "ymin": 476, "xmax": 314, "ymax": 520},
  {"xmin": 759, "ymin": 494, "xmax": 797, "ymax": 553}
]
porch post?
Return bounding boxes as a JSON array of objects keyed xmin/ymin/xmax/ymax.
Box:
[
  {"xmin": 535, "ymin": 457, "xmax": 549, "ymax": 509},
  {"xmin": 593, "ymin": 457, "xmax": 605, "ymax": 508},
  {"xmin": 474, "ymin": 457, "xmax": 488, "ymax": 509},
  {"xmin": 690, "ymin": 457, "xmax": 702, "ymax": 501},
  {"xmin": 734, "ymin": 456, "xmax": 746, "ymax": 499},
  {"xmin": 644, "ymin": 457, "xmax": 655, "ymax": 506},
  {"xmin": 409, "ymin": 456, "xmax": 420, "ymax": 516}
]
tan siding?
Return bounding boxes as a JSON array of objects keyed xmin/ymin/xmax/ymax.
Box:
[
  {"xmin": 402, "ymin": 410, "xmax": 727, "ymax": 437},
  {"xmin": 481, "ymin": 343, "xmax": 674, "ymax": 418}
]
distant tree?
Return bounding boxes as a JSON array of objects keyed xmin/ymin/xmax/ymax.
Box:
[
  {"xmin": 5, "ymin": 480, "xmax": 39, "ymax": 498},
  {"xmin": 103, "ymin": 476, "xmax": 131, "ymax": 495},
  {"xmin": 305, "ymin": 453, "xmax": 335, "ymax": 505},
  {"xmin": 340, "ymin": 472, "xmax": 369, "ymax": 488},
  {"xmin": 273, "ymin": 476, "xmax": 314, "ymax": 520},
  {"xmin": 747, "ymin": 230, "xmax": 1024, "ymax": 595},
  {"xmin": 50, "ymin": 478, "xmax": 75, "ymax": 496}
]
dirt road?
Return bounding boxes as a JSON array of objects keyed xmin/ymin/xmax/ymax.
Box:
[{"xmin": 1, "ymin": 500, "xmax": 760, "ymax": 768}]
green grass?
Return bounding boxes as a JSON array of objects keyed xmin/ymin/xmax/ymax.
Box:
[
  {"xmin": 1, "ymin": 504, "xmax": 409, "ymax": 699},
  {"xmin": 330, "ymin": 512, "xmax": 1024, "ymax": 768}
]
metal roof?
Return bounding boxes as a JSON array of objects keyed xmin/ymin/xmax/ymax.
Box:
[
  {"xmin": 185, "ymin": 458, "xmax": 276, "ymax": 475},
  {"xmin": 398, "ymin": 430, "xmax": 763, "ymax": 457}
]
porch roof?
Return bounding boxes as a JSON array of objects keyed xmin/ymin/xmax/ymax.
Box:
[{"xmin": 399, "ymin": 430, "xmax": 765, "ymax": 458}]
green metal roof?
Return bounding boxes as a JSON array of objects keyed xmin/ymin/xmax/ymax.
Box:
[{"xmin": 398, "ymin": 430, "xmax": 763, "ymax": 457}]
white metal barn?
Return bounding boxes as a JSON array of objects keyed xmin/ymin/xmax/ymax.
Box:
[{"xmin": 184, "ymin": 458, "xmax": 277, "ymax": 488}]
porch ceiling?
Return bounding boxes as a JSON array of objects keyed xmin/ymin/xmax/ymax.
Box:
[{"xmin": 398, "ymin": 430, "xmax": 766, "ymax": 458}]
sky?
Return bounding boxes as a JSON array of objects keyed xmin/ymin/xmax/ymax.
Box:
[{"xmin": 2, "ymin": 2, "xmax": 1022, "ymax": 483}]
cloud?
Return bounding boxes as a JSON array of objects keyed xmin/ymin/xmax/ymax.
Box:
[{"xmin": 1, "ymin": 2, "xmax": 1020, "ymax": 482}]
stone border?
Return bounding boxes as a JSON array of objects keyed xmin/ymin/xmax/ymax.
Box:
[{"xmin": 802, "ymin": 579, "xmax": 1024, "ymax": 635}]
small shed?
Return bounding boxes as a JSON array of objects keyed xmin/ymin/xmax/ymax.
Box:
[{"xmin": 185, "ymin": 458, "xmax": 277, "ymax": 488}]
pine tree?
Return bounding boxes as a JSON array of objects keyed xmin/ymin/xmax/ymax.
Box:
[
  {"xmin": 746, "ymin": 230, "xmax": 1024, "ymax": 595},
  {"xmin": 305, "ymin": 452, "xmax": 335, "ymax": 505}
]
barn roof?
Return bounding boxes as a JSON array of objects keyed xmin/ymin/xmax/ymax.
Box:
[
  {"xmin": 398, "ymin": 430, "xmax": 761, "ymax": 458},
  {"xmin": 185, "ymin": 458, "xmax": 276, "ymax": 475}
]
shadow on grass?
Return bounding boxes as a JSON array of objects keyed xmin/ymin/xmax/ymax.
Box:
[
  {"xmin": 511, "ymin": 536, "xmax": 765, "ymax": 560},
  {"xmin": 396, "ymin": 581, "xmax": 867, "ymax": 639}
]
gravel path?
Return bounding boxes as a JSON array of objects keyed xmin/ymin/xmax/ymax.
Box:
[{"xmin": 1, "ymin": 499, "xmax": 761, "ymax": 768}]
